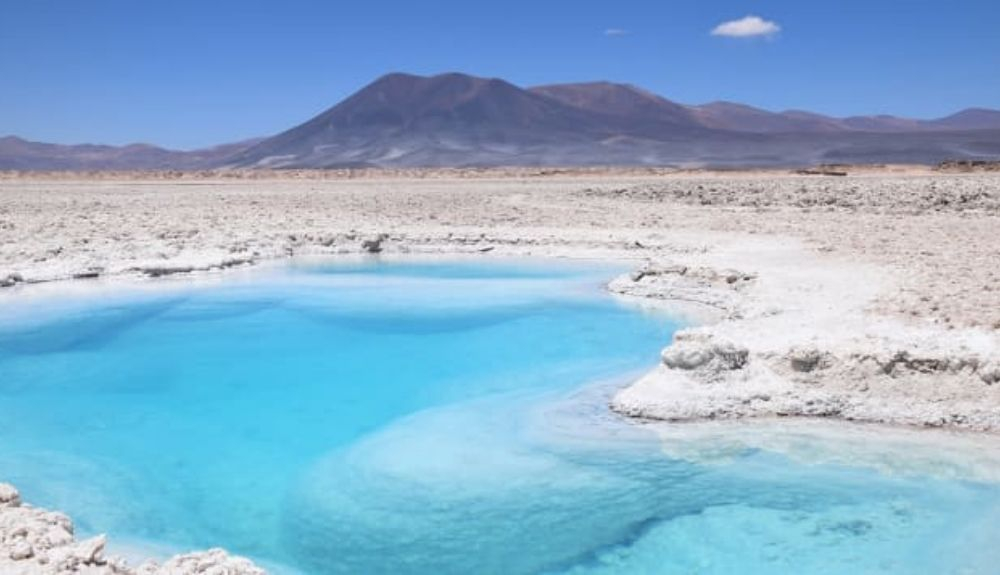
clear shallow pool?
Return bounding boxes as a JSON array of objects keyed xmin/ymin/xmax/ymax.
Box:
[{"xmin": 0, "ymin": 259, "xmax": 998, "ymax": 574}]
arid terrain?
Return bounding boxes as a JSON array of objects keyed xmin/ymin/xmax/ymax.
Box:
[{"xmin": 1, "ymin": 166, "xmax": 999, "ymax": 573}]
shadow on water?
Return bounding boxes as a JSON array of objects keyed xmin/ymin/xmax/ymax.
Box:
[{"xmin": 0, "ymin": 298, "xmax": 184, "ymax": 356}]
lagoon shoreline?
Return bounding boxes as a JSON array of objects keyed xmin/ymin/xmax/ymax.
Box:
[{"xmin": 1, "ymin": 167, "xmax": 999, "ymax": 572}]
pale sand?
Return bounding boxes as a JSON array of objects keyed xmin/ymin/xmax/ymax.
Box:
[{"xmin": 1, "ymin": 168, "xmax": 999, "ymax": 572}]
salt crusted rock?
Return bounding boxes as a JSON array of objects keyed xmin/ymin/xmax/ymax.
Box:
[
  {"xmin": 788, "ymin": 347, "xmax": 826, "ymax": 373},
  {"xmin": 0, "ymin": 483, "xmax": 265, "ymax": 575},
  {"xmin": 610, "ymin": 263, "xmax": 755, "ymax": 319},
  {"xmin": 661, "ymin": 341, "xmax": 714, "ymax": 370},
  {"xmin": 980, "ymin": 360, "xmax": 1000, "ymax": 385},
  {"xmin": 0, "ymin": 272, "xmax": 24, "ymax": 288},
  {"xmin": 661, "ymin": 335, "xmax": 749, "ymax": 373},
  {"xmin": 0, "ymin": 483, "xmax": 21, "ymax": 507},
  {"xmin": 44, "ymin": 535, "xmax": 122, "ymax": 572},
  {"xmin": 361, "ymin": 233, "xmax": 388, "ymax": 253},
  {"xmin": 627, "ymin": 262, "xmax": 755, "ymax": 287},
  {"xmin": 9, "ymin": 539, "xmax": 33, "ymax": 560},
  {"xmin": 137, "ymin": 548, "xmax": 266, "ymax": 575}
]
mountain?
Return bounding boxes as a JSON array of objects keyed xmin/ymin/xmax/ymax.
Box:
[
  {"xmin": 224, "ymin": 72, "xmax": 615, "ymax": 168},
  {"xmin": 528, "ymin": 82, "xmax": 704, "ymax": 137},
  {"xmin": 3, "ymin": 72, "xmax": 999, "ymax": 170},
  {"xmin": 925, "ymin": 108, "xmax": 1000, "ymax": 131},
  {"xmin": 0, "ymin": 136, "xmax": 261, "ymax": 171},
  {"xmin": 839, "ymin": 115, "xmax": 924, "ymax": 132},
  {"xmin": 689, "ymin": 102, "xmax": 843, "ymax": 133},
  {"xmin": 686, "ymin": 103, "xmax": 1000, "ymax": 134},
  {"xmin": 228, "ymin": 73, "xmax": 1000, "ymax": 168}
]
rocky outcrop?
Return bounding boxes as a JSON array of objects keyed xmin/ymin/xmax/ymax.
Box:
[
  {"xmin": 937, "ymin": 160, "xmax": 1000, "ymax": 173},
  {"xmin": 614, "ymin": 327, "xmax": 1000, "ymax": 430},
  {"xmin": 1, "ymin": 273, "xmax": 24, "ymax": 288},
  {"xmin": 609, "ymin": 262, "xmax": 755, "ymax": 319},
  {"xmin": 135, "ymin": 549, "xmax": 265, "ymax": 575},
  {"xmin": 610, "ymin": 256, "xmax": 1000, "ymax": 431},
  {"xmin": 361, "ymin": 234, "xmax": 388, "ymax": 254},
  {"xmin": 0, "ymin": 484, "xmax": 264, "ymax": 575},
  {"xmin": 661, "ymin": 335, "xmax": 749, "ymax": 374}
]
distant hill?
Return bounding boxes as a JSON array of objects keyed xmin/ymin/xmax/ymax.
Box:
[
  {"xmin": 925, "ymin": 108, "xmax": 1000, "ymax": 131},
  {"xmin": 691, "ymin": 102, "xmax": 844, "ymax": 133},
  {"xmin": 4, "ymin": 72, "xmax": 999, "ymax": 170},
  {"xmin": 0, "ymin": 136, "xmax": 261, "ymax": 171}
]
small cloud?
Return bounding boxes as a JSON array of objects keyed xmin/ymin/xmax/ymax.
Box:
[
  {"xmin": 604, "ymin": 28, "xmax": 630, "ymax": 37},
  {"xmin": 711, "ymin": 15, "xmax": 781, "ymax": 38}
]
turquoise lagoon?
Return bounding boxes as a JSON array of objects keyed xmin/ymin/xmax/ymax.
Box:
[{"xmin": 0, "ymin": 259, "xmax": 998, "ymax": 574}]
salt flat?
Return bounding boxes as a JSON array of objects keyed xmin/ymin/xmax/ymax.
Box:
[
  {"xmin": 1, "ymin": 167, "xmax": 999, "ymax": 573},
  {"xmin": 1, "ymin": 167, "xmax": 998, "ymax": 426}
]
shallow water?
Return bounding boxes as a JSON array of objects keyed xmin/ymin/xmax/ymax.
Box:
[{"xmin": 0, "ymin": 258, "xmax": 998, "ymax": 574}]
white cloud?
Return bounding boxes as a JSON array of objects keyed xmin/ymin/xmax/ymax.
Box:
[
  {"xmin": 711, "ymin": 15, "xmax": 781, "ymax": 38},
  {"xmin": 604, "ymin": 28, "xmax": 630, "ymax": 37}
]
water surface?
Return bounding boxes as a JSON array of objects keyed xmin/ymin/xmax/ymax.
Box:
[{"xmin": 0, "ymin": 258, "xmax": 998, "ymax": 574}]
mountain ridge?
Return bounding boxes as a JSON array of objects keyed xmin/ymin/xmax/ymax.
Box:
[{"xmin": 3, "ymin": 72, "xmax": 999, "ymax": 170}]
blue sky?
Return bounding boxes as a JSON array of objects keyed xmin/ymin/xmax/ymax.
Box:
[{"xmin": 2, "ymin": 0, "xmax": 998, "ymax": 149}]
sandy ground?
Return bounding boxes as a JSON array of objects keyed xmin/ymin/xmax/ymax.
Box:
[{"xmin": 1, "ymin": 167, "xmax": 999, "ymax": 572}]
